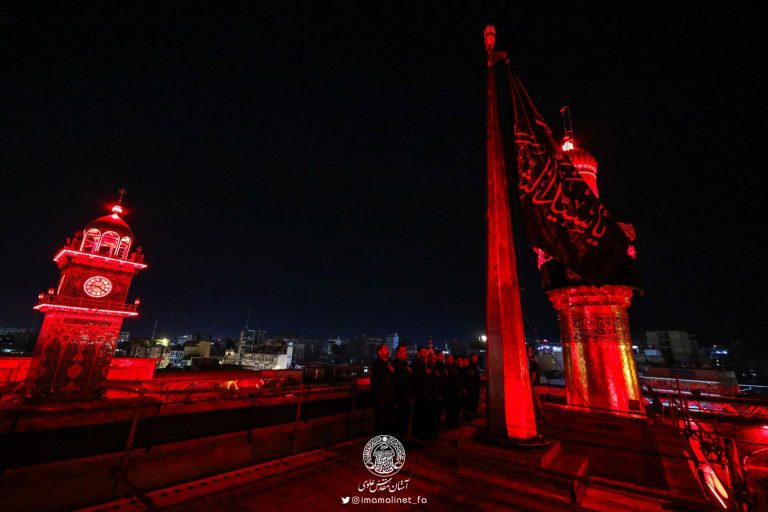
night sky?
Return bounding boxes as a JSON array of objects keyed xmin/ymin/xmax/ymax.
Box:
[{"xmin": 1, "ymin": 4, "xmax": 765, "ymax": 349}]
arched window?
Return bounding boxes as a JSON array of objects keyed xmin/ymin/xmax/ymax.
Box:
[
  {"xmin": 81, "ymin": 229, "xmax": 101, "ymax": 253},
  {"xmin": 98, "ymin": 231, "xmax": 120, "ymax": 257},
  {"xmin": 116, "ymin": 236, "xmax": 132, "ymax": 259}
]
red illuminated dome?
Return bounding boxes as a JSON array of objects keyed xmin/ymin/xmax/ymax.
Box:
[
  {"xmin": 563, "ymin": 143, "xmax": 599, "ymax": 197},
  {"xmin": 565, "ymin": 147, "xmax": 597, "ymax": 175},
  {"xmin": 85, "ymin": 211, "xmax": 133, "ymax": 239},
  {"xmin": 79, "ymin": 205, "xmax": 134, "ymax": 259}
]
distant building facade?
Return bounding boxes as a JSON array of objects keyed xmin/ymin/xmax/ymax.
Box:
[
  {"xmin": 168, "ymin": 348, "xmax": 185, "ymax": 368},
  {"xmin": 234, "ymin": 330, "xmax": 293, "ymax": 370},
  {"xmin": 292, "ymin": 338, "xmax": 324, "ymax": 365},
  {"xmin": 385, "ymin": 333, "xmax": 399, "ymax": 354},
  {"xmin": 240, "ymin": 339, "xmax": 293, "ymax": 370},
  {"xmin": 323, "ymin": 337, "xmax": 341, "ymax": 355},
  {"xmin": 645, "ymin": 330, "xmax": 699, "ymax": 365},
  {"xmin": 237, "ymin": 329, "xmax": 266, "ymax": 363},
  {"xmin": 0, "ymin": 327, "xmax": 33, "ymax": 354}
]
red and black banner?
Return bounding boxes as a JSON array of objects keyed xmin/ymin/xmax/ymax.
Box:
[{"xmin": 506, "ymin": 67, "xmax": 631, "ymax": 284}]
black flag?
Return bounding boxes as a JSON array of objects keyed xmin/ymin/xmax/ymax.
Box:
[{"xmin": 507, "ymin": 68, "xmax": 631, "ymax": 284}]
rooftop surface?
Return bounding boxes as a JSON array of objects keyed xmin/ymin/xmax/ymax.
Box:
[{"xmin": 80, "ymin": 405, "xmax": 715, "ymax": 511}]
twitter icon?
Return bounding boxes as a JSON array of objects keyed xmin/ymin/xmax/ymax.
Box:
[{"xmin": 341, "ymin": 497, "xmax": 350, "ymax": 504}]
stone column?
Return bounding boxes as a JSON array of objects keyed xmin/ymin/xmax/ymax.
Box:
[{"xmin": 548, "ymin": 285, "xmax": 642, "ymax": 415}]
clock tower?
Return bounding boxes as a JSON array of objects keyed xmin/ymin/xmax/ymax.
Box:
[{"xmin": 27, "ymin": 200, "xmax": 147, "ymax": 398}]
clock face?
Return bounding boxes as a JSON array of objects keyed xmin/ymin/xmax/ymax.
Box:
[{"xmin": 83, "ymin": 276, "xmax": 112, "ymax": 298}]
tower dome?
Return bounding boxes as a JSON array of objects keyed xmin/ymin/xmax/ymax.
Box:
[
  {"xmin": 85, "ymin": 209, "xmax": 133, "ymax": 239},
  {"xmin": 563, "ymin": 143, "xmax": 599, "ymax": 198},
  {"xmin": 80, "ymin": 204, "xmax": 134, "ymax": 259}
]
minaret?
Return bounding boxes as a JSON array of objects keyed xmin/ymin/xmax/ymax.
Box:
[
  {"xmin": 26, "ymin": 195, "xmax": 147, "ymax": 399},
  {"xmin": 543, "ymin": 133, "xmax": 642, "ymax": 415},
  {"xmin": 484, "ymin": 26, "xmax": 538, "ymax": 441}
]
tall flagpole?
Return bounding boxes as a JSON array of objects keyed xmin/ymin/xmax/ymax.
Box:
[{"xmin": 484, "ymin": 26, "xmax": 538, "ymax": 441}]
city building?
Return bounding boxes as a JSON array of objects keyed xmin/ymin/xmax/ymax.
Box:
[
  {"xmin": 240, "ymin": 338, "xmax": 293, "ymax": 370},
  {"xmin": 709, "ymin": 345, "xmax": 729, "ymax": 368},
  {"xmin": 236, "ymin": 329, "xmax": 296, "ymax": 369},
  {"xmin": 292, "ymin": 337, "xmax": 325, "ymax": 365},
  {"xmin": 177, "ymin": 334, "xmax": 197, "ymax": 345},
  {"xmin": 129, "ymin": 344, "xmax": 167, "ymax": 367},
  {"xmin": 167, "ymin": 347, "xmax": 185, "ymax": 368},
  {"xmin": 114, "ymin": 331, "xmax": 132, "ymax": 356},
  {"xmin": 346, "ymin": 335, "xmax": 382, "ymax": 363},
  {"xmin": 645, "ymin": 330, "xmax": 699, "ymax": 365},
  {"xmin": 324, "ymin": 337, "xmax": 342, "ymax": 356},
  {"xmin": 0, "ymin": 327, "xmax": 33, "ymax": 354},
  {"xmin": 185, "ymin": 341, "xmax": 212, "ymax": 359},
  {"xmin": 236, "ymin": 329, "xmax": 266, "ymax": 363},
  {"xmin": 220, "ymin": 349, "xmax": 239, "ymax": 365},
  {"xmin": 384, "ymin": 332, "xmax": 399, "ymax": 354},
  {"xmin": 125, "ymin": 338, "xmax": 171, "ymax": 369}
]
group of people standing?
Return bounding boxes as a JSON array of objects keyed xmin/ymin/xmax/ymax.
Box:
[{"xmin": 370, "ymin": 344, "xmax": 482, "ymax": 439}]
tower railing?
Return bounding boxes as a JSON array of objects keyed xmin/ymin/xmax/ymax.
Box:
[{"xmin": 35, "ymin": 294, "xmax": 138, "ymax": 314}]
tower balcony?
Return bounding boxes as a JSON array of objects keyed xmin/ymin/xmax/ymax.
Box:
[
  {"xmin": 34, "ymin": 294, "xmax": 139, "ymax": 317},
  {"xmin": 53, "ymin": 248, "xmax": 148, "ymax": 271}
]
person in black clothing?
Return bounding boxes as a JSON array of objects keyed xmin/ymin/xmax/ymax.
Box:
[
  {"xmin": 649, "ymin": 386, "xmax": 663, "ymax": 423},
  {"xmin": 428, "ymin": 351, "xmax": 445, "ymax": 435},
  {"xmin": 527, "ymin": 345, "xmax": 546, "ymax": 422},
  {"xmin": 444, "ymin": 354, "xmax": 462, "ymax": 428},
  {"xmin": 370, "ymin": 343, "xmax": 395, "ymax": 433},
  {"xmin": 391, "ymin": 345, "xmax": 413, "ymax": 437},
  {"xmin": 463, "ymin": 353, "xmax": 481, "ymax": 418},
  {"xmin": 434, "ymin": 351, "xmax": 447, "ymax": 419},
  {"xmin": 411, "ymin": 346, "xmax": 431, "ymax": 439},
  {"xmin": 458, "ymin": 357, "xmax": 469, "ymax": 418},
  {"xmin": 527, "ymin": 346, "xmax": 540, "ymax": 385}
]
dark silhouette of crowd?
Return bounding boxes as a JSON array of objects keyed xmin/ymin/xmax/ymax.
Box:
[{"xmin": 370, "ymin": 343, "xmax": 482, "ymax": 439}]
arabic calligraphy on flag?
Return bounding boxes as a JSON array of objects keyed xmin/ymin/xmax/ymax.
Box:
[{"xmin": 507, "ymin": 70, "xmax": 631, "ymax": 283}]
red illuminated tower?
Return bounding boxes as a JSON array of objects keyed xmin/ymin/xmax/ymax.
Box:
[
  {"xmin": 27, "ymin": 199, "xmax": 147, "ymax": 398},
  {"xmin": 541, "ymin": 141, "xmax": 642, "ymax": 415}
]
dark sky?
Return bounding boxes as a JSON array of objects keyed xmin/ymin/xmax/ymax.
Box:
[{"xmin": 1, "ymin": 4, "xmax": 765, "ymax": 348}]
